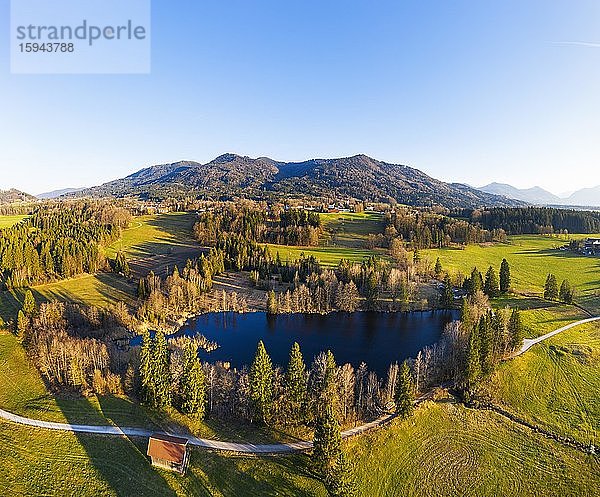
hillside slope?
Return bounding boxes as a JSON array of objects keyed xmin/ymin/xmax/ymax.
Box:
[{"xmin": 78, "ymin": 154, "xmax": 522, "ymax": 208}]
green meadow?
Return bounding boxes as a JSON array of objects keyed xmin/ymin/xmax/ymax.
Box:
[
  {"xmin": 0, "ymin": 213, "xmax": 200, "ymax": 322},
  {"xmin": 1, "ymin": 328, "xmax": 598, "ymax": 497},
  {"xmin": 424, "ymin": 235, "xmax": 600, "ymax": 314},
  {"xmin": 0, "ymin": 215, "xmax": 29, "ymax": 229},
  {"xmin": 319, "ymin": 211, "xmax": 387, "ymax": 249},
  {"xmin": 488, "ymin": 320, "xmax": 600, "ymax": 445}
]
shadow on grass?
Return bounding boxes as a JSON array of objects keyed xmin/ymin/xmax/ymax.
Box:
[
  {"xmin": 197, "ymin": 451, "xmax": 321, "ymax": 497},
  {"xmin": 55, "ymin": 395, "xmax": 180, "ymax": 497}
]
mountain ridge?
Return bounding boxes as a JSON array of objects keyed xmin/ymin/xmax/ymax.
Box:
[
  {"xmin": 478, "ymin": 182, "xmax": 600, "ymax": 207},
  {"xmin": 75, "ymin": 153, "xmax": 523, "ymax": 209}
]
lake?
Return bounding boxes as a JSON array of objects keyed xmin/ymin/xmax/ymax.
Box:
[{"xmin": 169, "ymin": 310, "xmax": 459, "ymax": 376}]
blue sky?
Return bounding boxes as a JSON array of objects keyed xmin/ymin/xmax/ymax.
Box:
[{"xmin": 1, "ymin": 0, "xmax": 599, "ymax": 195}]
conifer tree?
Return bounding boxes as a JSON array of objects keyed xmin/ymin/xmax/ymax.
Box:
[
  {"xmin": 484, "ymin": 266, "xmax": 500, "ymax": 298},
  {"xmin": 284, "ymin": 342, "xmax": 307, "ymax": 423},
  {"xmin": 559, "ymin": 279, "xmax": 574, "ymax": 304},
  {"xmin": 16, "ymin": 309, "xmax": 29, "ymax": 342},
  {"xmin": 508, "ymin": 309, "xmax": 524, "ymax": 351},
  {"xmin": 266, "ymin": 290, "xmax": 278, "ymax": 315},
  {"xmin": 180, "ymin": 344, "xmax": 206, "ymax": 418},
  {"xmin": 467, "ymin": 267, "xmax": 483, "ymax": 295},
  {"xmin": 478, "ymin": 314, "xmax": 493, "ymax": 375},
  {"xmin": 544, "ymin": 274, "xmax": 559, "ymax": 300},
  {"xmin": 460, "ymin": 298, "xmax": 473, "ymax": 332},
  {"xmin": 114, "ymin": 250, "xmax": 131, "ymax": 277},
  {"xmin": 22, "ymin": 290, "xmax": 36, "ymax": 316},
  {"xmin": 324, "ymin": 452, "xmax": 357, "ymax": 497},
  {"xmin": 465, "ymin": 328, "xmax": 481, "ymax": 393},
  {"xmin": 153, "ymin": 330, "xmax": 172, "ymax": 408},
  {"xmin": 499, "ymin": 258, "xmax": 511, "ymax": 293},
  {"xmin": 139, "ymin": 329, "xmax": 155, "ymax": 404},
  {"xmin": 250, "ymin": 340, "xmax": 274, "ymax": 423},
  {"xmin": 313, "ymin": 403, "xmax": 342, "ymax": 475},
  {"xmin": 394, "ymin": 360, "xmax": 414, "ymax": 418},
  {"xmin": 441, "ymin": 275, "xmax": 454, "ymax": 307},
  {"xmin": 434, "ymin": 257, "xmax": 443, "ymax": 277}
]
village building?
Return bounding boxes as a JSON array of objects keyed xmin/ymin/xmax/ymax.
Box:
[
  {"xmin": 147, "ymin": 433, "xmax": 190, "ymax": 474},
  {"xmin": 583, "ymin": 238, "xmax": 600, "ymax": 256}
]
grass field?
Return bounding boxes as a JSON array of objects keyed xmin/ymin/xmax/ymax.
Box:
[
  {"xmin": 0, "ymin": 213, "xmax": 200, "ymax": 321},
  {"xmin": 105, "ymin": 212, "xmax": 199, "ymax": 260},
  {"xmin": 0, "ymin": 273, "xmax": 137, "ymax": 323},
  {"xmin": 319, "ymin": 211, "xmax": 386, "ymax": 249},
  {"xmin": 1, "ymin": 400, "xmax": 596, "ymax": 496},
  {"xmin": 1, "ymin": 317, "xmax": 599, "ymax": 495},
  {"xmin": 107, "ymin": 212, "xmax": 202, "ymax": 278},
  {"xmin": 267, "ymin": 244, "xmax": 386, "ymax": 267},
  {"xmin": 0, "ymin": 215, "xmax": 29, "ymax": 229},
  {"xmin": 347, "ymin": 402, "xmax": 599, "ymax": 497},
  {"xmin": 424, "ymin": 235, "xmax": 600, "ymax": 313},
  {"xmin": 488, "ymin": 321, "xmax": 600, "ymax": 445}
]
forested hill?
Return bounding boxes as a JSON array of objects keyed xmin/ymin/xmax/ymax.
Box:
[
  {"xmin": 76, "ymin": 154, "xmax": 522, "ymax": 209},
  {"xmin": 0, "ymin": 188, "xmax": 36, "ymax": 204}
]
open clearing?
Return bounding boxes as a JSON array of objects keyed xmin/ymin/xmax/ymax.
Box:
[
  {"xmin": 347, "ymin": 402, "xmax": 599, "ymax": 497},
  {"xmin": 0, "ymin": 212, "xmax": 200, "ymax": 321},
  {"xmin": 0, "ymin": 215, "xmax": 29, "ymax": 229},
  {"xmin": 106, "ymin": 212, "xmax": 202, "ymax": 277},
  {"xmin": 425, "ymin": 235, "xmax": 600, "ymax": 314},
  {"xmin": 267, "ymin": 244, "xmax": 386, "ymax": 267},
  {"xmin": 489, "ymin": 320, "xmax": 600, "ymax": 445},
  {"xmin": 319, "ymin": 211, "xmax": 386, "ymax": 249}
]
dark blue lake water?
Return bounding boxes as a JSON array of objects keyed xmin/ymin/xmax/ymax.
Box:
[{"xmin": 146, "ymin": 310, "xmax": 458, "ymax": 376}]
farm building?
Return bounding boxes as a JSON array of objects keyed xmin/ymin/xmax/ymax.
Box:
[
  {"xmin": 584, "ymin": 238, "xmax": 600, "ymax": 255},
  {"xmin": 147, "ymin": 433, "xmax": 190, "ymax": 474}
]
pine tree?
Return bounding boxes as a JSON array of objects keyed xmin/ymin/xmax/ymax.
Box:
[
  {"xmin": 16, "ymin": 309, "xmax": 29, "ymax": 342},
  {"xmin": 434, "ymin": 257, "xmax": 443, "ymax": 277},
  {"xmin": 559, "ymin": 279, "xmax": 574, "ymax": 304},
  {"xmin": 478, "ymin": 314, "xmax": 493, "ymax": 375},
  {"xmin": 324, "ymin": 452, "xmax": 357, "ymax": 497},
  {"xmin": 484, "ymin": 266, "xmax": 500, "ymax": 298},
  {"xmin": 284, "ymin": 342, "xmax": 307, "ymax": 423},
  {"xmin": 467, "ymin": 267, "xmax": 483, "ymax": 295},
  {"xmin": 544, "ymin": 274, "xmax": 558, "ymax": 300},
  {"xmin": 266, "ymin": 290, "xmax": 278, "ymax": 315},
  {"xmin": 137, "ymin": 278, "xmax": 147, "ymax": 299},
  {"xmin": 153, "ymin": 330, "xmax": 172, "ymax": 408},
  {"xmin": 114, "ymin": 250, "xmax": 131, "ymax": 277},
  {"xmin": 441, "ymin": 275, "xmax": 454, "ymax": 307},
  {"xmin": 508, "ymin": 309, "xmax": 524, "ymax": 351},
  {"xmin": 394, "ymin": 360, "xmax": 414, "ymax": 418},
  {"xmin": 180, "ymin": 343, "xmax": 206, "ymax": 418},
  {"xmin": 499, "ymin": 259, "xmax": 511, "ymax": 293},
  {"xmin": 313, "ymin": 403, "xmax": 342, "ymax": 475},
  {"xmin": 249, "ymin": 340, "xmax": 274, "ymax": 423},
  {"xmin": 465, "ymin": 328, "xmax": 481, "ymax": 393},
  {"xmin": 22, "ymin": 290, "xmax": 36, "ymax": 316},
  {"xmin": 139, "ymin": 328, "xmax": 155, "ymax": 404}
]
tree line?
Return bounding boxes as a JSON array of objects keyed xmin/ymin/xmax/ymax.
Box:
[
  {"xmin": 194, "ymin": 203, "xmax": 322, "ymax": 248},
  {"xmin": 465, "ymin": 207, "xmax": 600, "ymax": 235},
  {"xmin": 0, "ymin": 202, "xmax": 130, "ymax": 289}
]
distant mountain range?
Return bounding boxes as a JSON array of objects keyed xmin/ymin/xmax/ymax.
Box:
[
  {"xmin": 478, "ymin": 182, "xmax": 600, "ymax": 207},
  {"xmin": 75, "ymin": 153, "xmax": 521, "ymax": 209},
  {"xmin": 0, "ymin": 188, "xmax": 36, "ymax": 204},
  {"xmin": 37, "ymin": 187, "xmax": 84, "ymax": 200}
]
